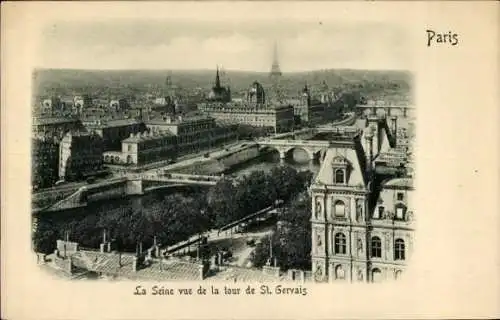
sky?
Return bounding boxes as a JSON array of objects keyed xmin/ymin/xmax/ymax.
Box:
[{"xmin": 37, "ymin": 19, "xmax": 412, "ymax": 72}]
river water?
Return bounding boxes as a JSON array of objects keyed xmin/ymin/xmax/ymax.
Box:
[{"xmin": 228, "ymin": 148, "xmax": 321, "ymax": 178}]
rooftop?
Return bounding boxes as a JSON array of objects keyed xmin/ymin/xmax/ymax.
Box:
[
  {"xmin": 122, "ymin": 130, "xmax": 174, "ymax": 143},
  {"xmin": 209, "ymin": 266, "xmax": 282, "ymax": 282},
  {"xmin": 146, "ymin": 115, "xmax": 214, "ymax": 125},
  {"xmin": 382, "ymin": 177, "xmax": 414, "ymax": 189},
  {"xmin": 85, "ymin": 119, "xmax": 141, "ymax": 129},
  {"xmin": 33, "ymin": 117, "xmax": 80, "ymax": 126},
  {"xmin": 69, "ymin": 251, "xmax": 202, "ymax": 281}
]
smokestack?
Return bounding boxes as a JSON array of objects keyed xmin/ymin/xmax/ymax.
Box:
[
  {"xmin": 391, "ymin": 116, "xmax": 398, "ymax": 136},
  {"xmin": 365, "ymin": 132, "xmax": 374, "ymax": 171}
]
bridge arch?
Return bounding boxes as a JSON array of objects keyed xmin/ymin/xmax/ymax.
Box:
[{"xmin": 285, "ymin": 146, "xmax": 316, "ymax": 162}]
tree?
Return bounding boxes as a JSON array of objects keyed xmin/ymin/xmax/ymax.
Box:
[
  {"xmin": 251, "ymin": 193, "xmax": 312, "ymax": 271},
  {"xmin": 207, "ymin": 178, "xmax": 239, "ymax": 228}
]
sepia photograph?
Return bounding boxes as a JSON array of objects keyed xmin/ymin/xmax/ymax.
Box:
[
  {"xmin": 4, "ymin": 1, "xmax": 500, "ymax": 319},
  {"xmin": 31, "ymin": 16, "xmax": 415, "ymax": 284}
]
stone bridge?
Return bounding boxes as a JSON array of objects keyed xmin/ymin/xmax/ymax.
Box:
[
  {"xmin": 257, "ymin": 126, "xmax": 361, "ymax": 161},
  {"xmin": 357, "ymin": 104, "xmax": 414, "ymax": 118},
  {"xmin": 258, "ymin": 139, "xmax": 331, "ymax": 160},
  {"xmin": 139, "ymin": 173, "xmax": 222, "ymax": 187},
  {"xmin": 35, "ymin": 174, "xmax": 224, "ymax": 214}
]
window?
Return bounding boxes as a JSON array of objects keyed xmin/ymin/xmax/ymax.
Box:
[
  {"xmin": 395, "ymin": 270, "xmax": 402, "ymax": 280},
  {"xmin": 371, "ymin": 237, "xmax": 382, "ymax": 258},
  {"xmin": 334, "ymin": 233, "xmax": 347, "ymax": 254},
  {"xmin": 375, "ymin": 206, "xmax": 384, "ymax": 219},
  {"xmin": 334, "ymin": 200, "xmax": 345, "ymax": 217},
  {"xmin": 128, "ymin": 144, "xmax": 132, "ymax": 152},
  {"xmin": 395, "ymin": 204, "xmax": 406, "ymax": 220},
  {"xmin": 372, "ymin": 268, "xmax": 382, "ymax": 283},
  {"xmin": 394, "ymin": 239, "xmax": 405, "ymax": 260},
  {"xmin": 397, "ymin": 192, "xmax": 404, "ymax": 201},
  {"xmin": 334, "ymin": 169, "xmax": 345, "ymax": 184},
  {"xmin": 335, "ymin": 265, "xmax": 345, "ymax": 280}
]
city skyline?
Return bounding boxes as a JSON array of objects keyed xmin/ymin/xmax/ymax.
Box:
[{"xmin": 38, "ymin": 20, "xmax": 412, "ymax": 72}]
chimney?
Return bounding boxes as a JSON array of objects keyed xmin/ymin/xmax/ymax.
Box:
[
  {"xmin": 100, "ymin": 229, "xmax": 109, "ymax": 253},
  {"xmin": 365, "ymin": 132, "xmax": 374, "ymax": 171},
  {"xmin": 385, "ymin": 106, "xmax": 391, "ymax": 117},
  {"xmin": 132, "ymin": 256, "xmax": 138, "ymax": 272},
  {"xmin": 390, "ymin": 116, "xmax": 398, "ymax": 136},
  {"xmin": 198, "ymin": 263, "xmax": 205, "ymax": 280}
]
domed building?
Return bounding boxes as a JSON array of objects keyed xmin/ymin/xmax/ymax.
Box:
[{"xmin": 246, "ymin": 81, "xmax": 266, "ymax": 106}]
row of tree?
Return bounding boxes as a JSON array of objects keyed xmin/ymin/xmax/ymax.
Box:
[
  {"xmin": 33, "ymin": 165, "xmax": 313, "ymax": 255},
  {"xmin": 251, "ymin": 193, "xmax": 312, "ymax": 271}
]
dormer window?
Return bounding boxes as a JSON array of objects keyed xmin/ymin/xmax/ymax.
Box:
[
  {"xmin": 395, "ymin": 203, "xmax": 407, "ymax": 220},
  {"xmin": 335, "ymin": 169, "xmax": 345, "ymax": 184},
  {"xmin": 332, "ymin": 156, "xmax": 349, "ymax": 185}
]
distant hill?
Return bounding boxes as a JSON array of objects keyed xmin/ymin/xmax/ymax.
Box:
[{"xmin": 32, "ymin": 68, "xmax": 413, "ymax": 103}]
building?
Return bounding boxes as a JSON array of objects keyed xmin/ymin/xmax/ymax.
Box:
[
  {"xmin": 59, "ymin": 131, "xmax": 105, "ymax": 181},
  {"xmin": 84, "ymin": 119, "xmax": 146, "ymax": 151},
  {"xmin": 32, "ymin": 138, "xmax": 60, "ymax": 189},
  {"xmin": 246, "ymin": 81, "xmax": 266, "ymax": 106},
  {"xmin": 310, "ymin": 113, "xmax": 414, "ymax": 283},
  {"xmin": 207, "ymin": 66, "xmax": 231, "ymax": 103},
  {"xmin": 309, "ymin": 130, "xmax": 371, "ymax": 283},
  {"xmin": 368, "ymin": 177, "xmax": 414, "ymax": 282},
  {"xmin": 104, "ymin": 115, "xmax": 237, "ymax": 166},
  {"xmin": 106, "ymin": 130, "xmax": 177, "ymax": 165},
  {"xmin": 32, "ymin": 117, "xmax": 84, "ymax": 141},
  {"xmin": 198, "ymin": 81, "xmax": 294, "ymax": 132},
  {"xmin": 291, "ymin": 84, "xmax": 329, "ymax": 125},
  {"xmin": 197, "ymin": 102, "xmax": 294, "ymax": 133}
]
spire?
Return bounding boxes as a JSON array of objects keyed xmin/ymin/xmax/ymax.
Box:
[
  {"xmin": 215, "ymin": 65, "xmax": 221, "ymax": 88},
  {"xmin": 270, "ymin": 40, "xmax": 282, "ymax": 78}
]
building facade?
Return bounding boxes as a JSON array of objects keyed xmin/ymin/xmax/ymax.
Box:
[
  {"xmin": 104, "ymin": 115, "xmax": 237, "ymax": 166},
  {"xmin": 198, "ymin": 102, "xmax": 294, "ymax": 133},
  {"xmin": 32, "ymin": 117, "xmax": 84, "ymax": 141},
  {"xmin": 59, "ymin": 132, "xmax": 105, "ymax": 181},
  {"xmin": 32, "ymin": 138, "xmax": 60, "ymax": 189},
  {"xmin": 84, "ymin": 119, "xmax": 146, "ymax": 151},
  {"xmin": 310, "ymin": 113, "xmax": 414, "ymax": 283},
  {"xmin": 310, "ymin": 132, "xmax": 371, "ymax": 283}
]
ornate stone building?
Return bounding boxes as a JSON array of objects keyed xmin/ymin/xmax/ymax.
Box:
[{"xmin": 310, "ymin": 114, "xmax": 414, "ymax": 283}]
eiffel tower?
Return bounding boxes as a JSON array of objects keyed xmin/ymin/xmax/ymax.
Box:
[
  {"xmin": 269, "ymin": 41, "xmax": 282, "ymax": 78},
  {"xmin": 269, "ymin": 41, "xmax": 285, "ymax": 104}
]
